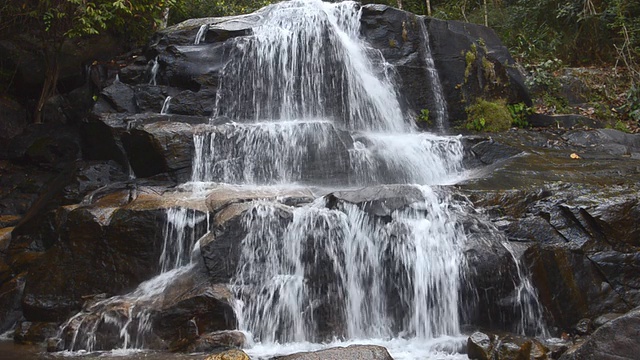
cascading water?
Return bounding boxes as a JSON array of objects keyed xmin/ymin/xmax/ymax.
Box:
[
  {"xmin": 418, "ymin": 19, "xmax": 449, "ymax": 131},
  {"xmin": 160, "ymin": 96, "xmax": 172, "ymax": 115},
  {"xmin": 232, "ymin": 186, "xmax": 465, "ymax": 345},
  {"xmin": 194, "ymin": 24, "xmax": 208, "ymax": 45},
  {"xmin": 193, "ymin": 1, "xmax": 471, "ymax": 358},
  {"xmin": 502, "ymin": 242, "xmax": 549, "ymax": 338},
  {"xmin": 57, "ymin": 208, "xmax": 207, "ymax": 352}
]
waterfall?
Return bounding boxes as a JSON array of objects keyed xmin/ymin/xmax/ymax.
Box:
[
  {"xmin": 55, "ymin": 0, "xmax": 548, "ymax": 357},
  {"xmin": 149, "ymin": 57, "xmax": 159, "ymax": 86},
  {"xmin": 160, "ymin": 96, "xmax": 171, "ymax": 115},
  {"xmin": 232, "ymin": 186, "xmax": 465, "ymax": 344},
  {"xmin": 194, "ymin": 24, "xmax": 208, "ymax": 44},
  {"xmin": 502, "ymin": 242, "xmax": 550, "ymax": 337},
  {"xmin": 418, "ymin": 19, "xmax": 449, "ymax": 131},
  {"xmin": 198, "ymin": 1, "xmax": 471, "ymax": 356}
]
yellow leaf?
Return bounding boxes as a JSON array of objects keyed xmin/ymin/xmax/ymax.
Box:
[{"xmin": 570, "ymin": 153, "xmax": 580, "ymax": 159}]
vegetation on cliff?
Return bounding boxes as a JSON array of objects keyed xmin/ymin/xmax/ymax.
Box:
[{"xmin": 0, "ymin": 0, "xmax": 638, "ymax": 128}]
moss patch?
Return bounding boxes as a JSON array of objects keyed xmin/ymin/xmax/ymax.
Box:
[{"xmin": 465, "ymin": 98, "xmax": 512, "ymax": 132}]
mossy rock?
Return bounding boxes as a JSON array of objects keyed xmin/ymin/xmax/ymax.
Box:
[{"xmin": 465, "ymin": 98, "xmax": 512, "ymax": 132}]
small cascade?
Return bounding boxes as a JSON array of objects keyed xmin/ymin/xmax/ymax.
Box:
[
  {"xmin": 194, "ymin": 24, "xmax": 208, "ymax": 44},
  {"xmin": 57, "ymin": 208, "xmax": 207, "ymax": 352},
  {"xmin": 232, "ymin": 186, "xmax": 466, "ymax": 344},
  {"xmin": 160, "ymin": 96, "xmax": 172, "ymax": 115},
  {"xmin": 502, "ymin": 242, "xmax": 550, "ymax": 337},
  {"xmin": 418, "ymin": 19, "xmax": 448, "ymax": 131},
  {"xmin": 114, "ymin": 140, "xmax": 136, "ymax": 180},
  {"xmin": 149, "ymin": 57, "xmax": 159, "ymax": 86}
]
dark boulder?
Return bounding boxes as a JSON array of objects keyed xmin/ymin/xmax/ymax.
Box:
[
  {"xmin": 14, "ymin": 321, "xmax": 59, "ymax": 344},
  {"xmin": 152, "ymin": 274, "xmax": 237, "ymax": 346},
  {"xmin": 21, "ymin": 191, "xmax": 205, "ymax": 322},
  {"xmin": 559, "ymin": 307, "xmax": 640, "ymax": 360},
  {"xmin": 122, "ymin": 121, "xmax": 196, "ymax": 182}
]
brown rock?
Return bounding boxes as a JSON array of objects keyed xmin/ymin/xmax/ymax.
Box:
[{"xmin": 204, "ymin": 349, "xmax": 250, "ymax": 360}]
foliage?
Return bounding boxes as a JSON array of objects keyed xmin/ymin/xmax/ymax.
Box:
[
  {"xmin": 418, "ymin": 108, "xmax": 430, "ymax": 124},
  {"xmin": 507, "ymin": 102, "xmax": 532, "ymax": 128},
  {"xmin": 1, "ymin": 0, "xmax": 172, "ymax": 42},
  {"xmin": 624, "ymin": 84, "xmax": 640, "ymax": 122},
  {"xmin": 0, "ymin": 0, "xmax": 172, "ymax": 122},
  {"xmin": 170, "ymin": 0, "xmax": 276, "ymax": 23},
  {"xmin": 465, "ymin": 98, "xmax": 512, "ymax": 132}
]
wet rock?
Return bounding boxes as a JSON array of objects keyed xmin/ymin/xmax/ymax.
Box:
[
  {"xmin": 62, "ymin": 160, "xmax": 129, "ymax": 204},
  {"xmin": 152, "ymin": 272, "xmax": 237, "ymax": 345},
  {"xmin": 4, "ymin": 124, "xmax": 81, "ymax": 167},
  {"xmin": 14, "ymin": 321, "xmax": 59, "ymax": 344},
  {"xmin": 468, "ymin": 139, "xmax": 522, "ymax": 166},
  {"xmin": 21, "ymin": 190, "xmax": 207, "ymax": 322},
  {"xmin": 562, "ymin": 129, "xmax": 640, "ymax": 157},
  {"xmin": 134, "ymin": 85, "xmax": 170, "ymax": 113},
  {"xmin": 575, "ymin": 318, "xmax": 592, "ymax": 335},
  {"xmin": 205, "ymin": 185, "xmax": 318, "ymax": 214},
  {"xmin": 201, "ymin": 201, "xmax": 295, "ymax": 283},
  {"xmin": 559, "ymin": 307, "xmax": 640, "ymax": 360},
  {"xmin": 172, "ymin": 331, "xmax": 246, "ymax": 353},
  {"xmin": 593, "ymin": 313, "xmax": 623, "ymax": 327},
  {"xmin": 275, "ymin": 345, "xmax": 393, "ymax": 360},
  {"xmin": 523, "ymin": 244, "xmax": 630, "ymax": 331},
  {"xmin": 100, "ymin": 81, "xmax": 137, "ymax": 113},
  {"xmin": 0, "ymin": 272, "xmax": 25, "ymax": 333},
  {"xmin": 204, "ymin": 349, "xmax": 250, "ymax": 360},
  {"xmin": 467, "ymin": 331, "xmax": 495, "ymax": 360},
  {"xmin": 467, "ymin": 331, "xmax": 549, "ymax": 360},
  {"xmin": 326, "ymin": 184, "xmax": 426, "ymax": 216},
  {"xmin": 122, "ymin": 121, "xmax": 196, "ymax": 181},
  {"xmin": 46, "ymin": 337, "xmax": 64, "ymax": 352},
  {"xmin": 169, "ymin": 88, "xmax": 217, "ymax": 116}
]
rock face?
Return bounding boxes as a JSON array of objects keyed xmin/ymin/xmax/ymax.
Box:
[
  {"xmin": 460, "ymin": 129, "xmax": 640, "ymax": 336},
  {"xmin": 558, "ymin": 307, "xmax": 640, "ymax": 360},
  {"xmin": 360, "ymin": 5, "xmax": 530, "ymax": 127}
]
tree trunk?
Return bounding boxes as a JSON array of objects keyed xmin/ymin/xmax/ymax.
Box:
[
  {"xmin": 34, "ymin": 51, "xmax": 59, "ymax": 124},
  {"xmin": 426, "ymin": 0, "xmax": 431, "ymax": 16},
  {"xmin": 483, "ymin": 0, "xmax": 488, "ymax": 26},
  {"xmin": 160, "ymin": 7, "xmax": 170, "ymax": 29},
  {"xmin": 397, "ymin": 0, "xmax": 403, "ymax": 10}
]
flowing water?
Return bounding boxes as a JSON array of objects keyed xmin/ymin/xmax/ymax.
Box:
[
  {"xmin": 56, "ymin": 208, "xmax": 207, "ymax": 352},
  {"xmin": 47, "ymin": 1, "xmax": 548, "ymax": 359},
  {"xmin": 160, "ymin": 96, "xmax": 172, "ymax": 115}
]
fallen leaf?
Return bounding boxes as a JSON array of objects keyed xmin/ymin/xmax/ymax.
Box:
[{"xmin": 570, "ymin": 153, "xmax": 580, "ymax": 159}]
